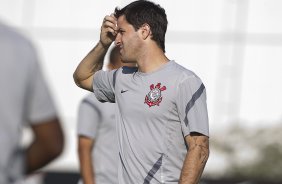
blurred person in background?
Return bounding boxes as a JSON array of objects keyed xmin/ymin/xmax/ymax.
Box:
[
  {"xmin": 77, "ymin": 46, "xmax": 135, "ymax": 184},
  {"xmin": 73, "ymin": 0, "xmax": 209, "ymax": 183},
  {"xmin": 0, "ymin": 20, "xmax": 64, "ymax": 184}
]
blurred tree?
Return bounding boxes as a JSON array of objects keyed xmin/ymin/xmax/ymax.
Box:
[{"xmin": 211, "ymin": 122, "xmax": 282, "ymax": 182}]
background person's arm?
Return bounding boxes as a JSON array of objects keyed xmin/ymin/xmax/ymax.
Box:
[
  {"xmin": 25, "ymin": 118, "xmax": 64, "ymax": 174},
  {"xmin": 78, "ymin": 136, "xmax": 96, "ymax": 184},
  {"xmin": 179, "ymin": 132, "xmax": 209, "ymax": 184}
]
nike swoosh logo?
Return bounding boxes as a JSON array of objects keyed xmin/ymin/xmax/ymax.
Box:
[{"xmin": 121, "ymin": 89, "xmax": 129, "ymax": 93}]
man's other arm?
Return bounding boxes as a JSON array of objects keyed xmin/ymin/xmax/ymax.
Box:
[{"xmin": 179, "ymin": 132, "xmax": 209, "ymax": 184}]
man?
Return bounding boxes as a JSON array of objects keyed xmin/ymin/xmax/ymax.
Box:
[
  {"xmin": 0, "ymin": 21, "xmax": 64, "ymax": 183},
  {"xmin": 77, "ymin": 46, "xmax": 135, "ymax": 184},
  {"xmin": 73, "ymin": 0, "xmax": 209, "ymax": 183}
]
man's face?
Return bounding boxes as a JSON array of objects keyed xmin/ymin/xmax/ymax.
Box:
[{"xmin": 115, "ymin": 15, "xmax": 141, "ymax": 63}]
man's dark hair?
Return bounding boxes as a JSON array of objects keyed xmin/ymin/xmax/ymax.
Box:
[{"xmin": 114, "ymin": 0, "xmax": 168, "ymax": 52}]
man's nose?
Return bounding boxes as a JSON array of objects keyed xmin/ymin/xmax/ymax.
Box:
[{"xmin": 115, "ymin": 33, "xmax": 121, "ymax": 46}]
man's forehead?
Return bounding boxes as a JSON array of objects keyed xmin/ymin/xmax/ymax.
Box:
[
  {"xmin": 117, "ymin": 15, "xmax": 127, "ymax": 25},
  {"xmin": 117, "ymin": 15, "xmax": 136, "ymax": 31}
]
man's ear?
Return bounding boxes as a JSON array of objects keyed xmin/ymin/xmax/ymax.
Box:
[{"xmin": 140, "ymin": 23, "xmax": 151, "ymax": 40}]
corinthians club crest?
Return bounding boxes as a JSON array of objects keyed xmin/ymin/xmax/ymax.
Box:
[{"xmin": 144, "ymin": 83, "xmax": 166, "ymax": 107}]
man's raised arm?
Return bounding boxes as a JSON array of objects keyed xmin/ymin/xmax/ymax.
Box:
[{"xmin": 73, "ymin": 14, "xmax": 118, "ymax": 91}]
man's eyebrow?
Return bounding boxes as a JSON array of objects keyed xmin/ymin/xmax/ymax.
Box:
[{"xmin": 117, "ymin": 28, "xmax": 125, "ymax": 32}]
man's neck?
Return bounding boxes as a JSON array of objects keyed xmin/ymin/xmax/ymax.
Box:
[{"xmin": 137, "ymin": 49, "xmax": 169, "ymax": 73}]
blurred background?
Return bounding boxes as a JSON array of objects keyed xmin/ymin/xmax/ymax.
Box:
[{"xmin": 1, "ymin": 0, "xmax": 282, "ymax": 183}]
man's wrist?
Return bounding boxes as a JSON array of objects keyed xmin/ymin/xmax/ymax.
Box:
[{"xmin": 98, "ymin": 40, "xmax": 111, "ymax": 50}]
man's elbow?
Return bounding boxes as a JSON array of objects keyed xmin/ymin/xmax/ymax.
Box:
[
  {"xmin": 199, "ymin": 139, "xmax": 209, "ymax": 165},
  {"xmin": 73, "ymin": 73, "xmax": 93, "ymax": 92},
  {"xmin": 73, "ymin": 72, "xmax": 83, "ymax": 88},
  {"xmin": 203, "ymin": 147, "xmax": 210, "ymax": 164}
]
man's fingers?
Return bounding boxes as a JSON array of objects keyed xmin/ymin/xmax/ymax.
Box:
[
  {"xmin": 100, "ymin": 14, "xmax": 118, "ymax": 46},
  {"xmin": 103, "ymin": 15, "xmax": 117, "ymax": 27},
  {"xmin": 102, "ymin": 21, "xmax": 117, "ymax": 30}
]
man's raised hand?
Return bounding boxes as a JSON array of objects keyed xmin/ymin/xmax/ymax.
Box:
[{"xmin": 100, "ymin": 14, "xmax": 118, "ymax": 48}]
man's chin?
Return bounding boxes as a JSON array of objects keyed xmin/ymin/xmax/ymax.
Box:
[
  {"xmin": 121, "ymin": 59, "xmax": 135, "ymax": 63},
  {"xmin": 121, "ymin": 60, "xmax": 137, "ymax": 67}
]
